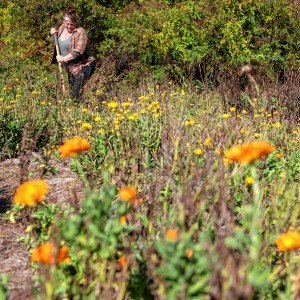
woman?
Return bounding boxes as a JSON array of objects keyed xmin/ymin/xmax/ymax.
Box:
[{"xmin": 51, "ymin": 7, "xmax": 96, "ymax": 101}]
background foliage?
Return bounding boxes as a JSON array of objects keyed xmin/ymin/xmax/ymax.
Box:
[{"xmin": 1, "ymin": 0, "xmax": 299, "ymax": 81}]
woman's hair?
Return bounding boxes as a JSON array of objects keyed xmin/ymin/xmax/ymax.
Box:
[{"xmin": 63, "ymin": 7, "xmax": 79, "ymax": 24}]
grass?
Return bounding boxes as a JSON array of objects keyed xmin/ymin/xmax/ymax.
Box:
[{"xmin": 0, "ymin": 58, "xmax": 299, "ymax": 299}]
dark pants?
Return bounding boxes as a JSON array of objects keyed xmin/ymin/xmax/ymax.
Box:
[{"xmin": 67, "ymin": 60, "xmax": 96, "ymax": 100}]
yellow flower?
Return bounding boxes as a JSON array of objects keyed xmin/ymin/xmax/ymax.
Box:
[
  {"xmin": 224, "ymin": 141, "xmax": 275, "ymax": 164},
  {"xmin": 31, "ymin": 90, "xmax": 41, "ymax": 95},
  {"xmin": 58, "ymin": 136, "xmax": 91, "ymax": 158},
  {"xmin": 81, "ymin": 108, "xmax": 88, "ymax": 113},
  {"xmin": 272, "ymin": 122, "xmax": 280, "ymax": 128},
  {"xmin": 276, "ymin": 152, "xmax": 283, "ymax": 159},
  {"xmin": 204, "ymin": 137, "xmax": 212, "ymax": 147},
  {"xmin": 94, "ymin": 116, "xmax": 101, "ymax": 122},
  {"xmin": 245, "ymin": 176, "xmax": 254, "ymax": 185},
  {"xmin": 184, "ymin": 117, "xmax": 195, "ymax": 126},
  {"xmin": 107, "ymin": 102, "xmax": 118, "ymax": 109},
  {"xmin": 222, "ymin": 113, "xmax": 231, "ymax": 119},
  {"xmin": 229, "ymin": 107, "xmax": 236, "ymax": 112},
  {"xmin": 194, "ymin": 148, "xmax": 203, "ymax": 156},
  {"xmin": 81, "ymin": 122, "xmax": 92, "ymax": 130},
  {"xmin": 240, "ymin": 128, "xmax": 247, "ymax": 134},
  {"xmin": 165, "ymin": 228, "xmax": 179, "ymax": 242},
  {"xmin": 223, "ymin": 157, "xmax": 234, "ymax": 166},
  {"xmin": 138, "ymin": 95, "xmax": 149, "ymax": 102},
  {"xmin": 13, "ymin": 180, "xmax": 48, "ymax": 207},
  {"xmin": 151, "ymin": 101, "xmax": 159, "ymax": 106},
  {"xmin": 215, "ymin": 148, "xmax": 222, "ymax": 155},
  {"xmin": 128, "ymin": 113, "xmax": 139, "ymax": 121},
  {"xmin": 118, "ymin": 187, "xmax": 137, "ymax": 202},
  {"xmin": 275, "ymin": 231, "xmax": 300, "ymax": 251},
  {"xmin": 121, "ymin": 102, "xmax": 132, "ymax": 108},
  {"xmin": 254, "ymin": 133, "xmax": 260, "ymax": 138}
]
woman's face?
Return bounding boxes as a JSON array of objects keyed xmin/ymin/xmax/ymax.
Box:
[{"xmin": 64, "ymin": 18, "xmax": 76, "ymax": 33}]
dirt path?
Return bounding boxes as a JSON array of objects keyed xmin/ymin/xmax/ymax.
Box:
[{"xmin": 0, "ymin": 154, "xmax": 84, "ymax": 299}]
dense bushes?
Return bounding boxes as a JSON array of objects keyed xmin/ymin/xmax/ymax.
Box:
[
  {"xmin": 1, "ymin": 0, "xmax": 299, "ymax": 81},
  {"xmin": 102, "ymin": 0, "xmax": 300, "ymax": 80}
]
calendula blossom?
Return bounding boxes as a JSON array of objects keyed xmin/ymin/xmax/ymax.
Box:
[
  {"xmin": 117, "ymin": 256, "xmax": 126, "ymax": 267},
  {"xmin": 81, "ymin": 122, "xmax": 92, "ymax": 130},
  {"xmin": 31, "ymin": 242, "xmax": 70, "ymax": 264},
  {"xmin": 204, "ymin": 137, "xmax": 212, "ymax": 147},
  {"xmin": 107, "ymin": 102, "xmax": 118, "ymax": 109},
  {"xmin": 222, "ymin": 113, "xmax": 231, "ymax": 119},
  {"xmin": 165, "ymin": 228, "xmax": 179, "ymax": 242},
  {"xmin": 13, "ymin": 179, "xmax": 48, "ymax": 207},
  {"xmin": 186, "ymin": 248, "xmax": 193, "ymax": 259},
  {"xmin": 240, "ymin": 128, "xmax": 247, "ymax": 134},
  {"xmin": 194, "ymin": 148, "xmax": 203, "ymax": 156},
  {"xmin": 275, "ymin": 231, "xmax": 300, "ymax": 251},
  {"xmin": 224, "ymin": 141, "xmax": 275, "ymax": 164},
  {"xmin": 58, "ymin": 136, "xmax": 91, "ymax": 158},
  {"xmin": 245, "ymin": 176, "xmax": 254, "ymax": 185},
  {"xmin": 118, "ymin": 187, "xmax": 137, "ymax": 201},
  {"xmin": 120, "ymin": 215, "xmax": 127, "ymax": 225}
]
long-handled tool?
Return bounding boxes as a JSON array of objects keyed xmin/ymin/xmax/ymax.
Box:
[{"xmin": 52, "ymin": 32, "xmax": 66, "ymax": 94}]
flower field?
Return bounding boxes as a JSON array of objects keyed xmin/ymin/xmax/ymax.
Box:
[{"xmin": 0, "ymin": 60, "xmax": 299, "ymax": 299}]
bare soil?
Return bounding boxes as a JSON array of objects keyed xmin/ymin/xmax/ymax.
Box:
[{"xmin": 0, "ymin": 154, "xmax": 84, "ymax": 299}]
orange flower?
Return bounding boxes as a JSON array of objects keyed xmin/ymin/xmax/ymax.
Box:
[
  {"xmin": 56, "ymin": 245, "xmax": 71, "ymax": 263},
  {"xmin": 58, "ymin": 136, "xmax": 91, "ymax": 158},
  {"xmin": 165, "ymin": 228, "xmax": 179, "ymax": 242},
  {"xmin": 132, "ymin": 197, "xmax": 142, "ymax": 208},
  {"xmin": 275, "ymin": 231, "xmax": 300, "ymax": 252},
  {"xmin": 118, "ymin": 187, "xmax": 137, "ymax": 202},
  {"xmin": 13, "ymin": 179, "xmax": 48, "ymax": 206},
  {"xmin": 224, "ymin": 141, "xmax": 275, "ymax": 164},
  {"xmin": 120, "ymin": 215, "xmax": 127, "ymax": 225},
  {"xmin": 186, "ymin": 248, "xmax": 193, "ymax": 259},
  {"xmin": 31, "ymin": 242, "xmax": 55, "ymax": 264},
  {"xmin": 31, "ymin": 242, "xmax": 70, "ymax": 264},
  {"xmin": 117, "ymin": 256, "xmax": 126, "ymax": 268}
]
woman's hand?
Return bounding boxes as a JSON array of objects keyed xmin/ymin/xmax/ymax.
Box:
[
  {"xmin": 56, "ymin": 55, "xmax": 64, "ymax": 62},
  {"xmin": 50, "ymin": 27, "xmax": 58, "ymax": 35}
]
